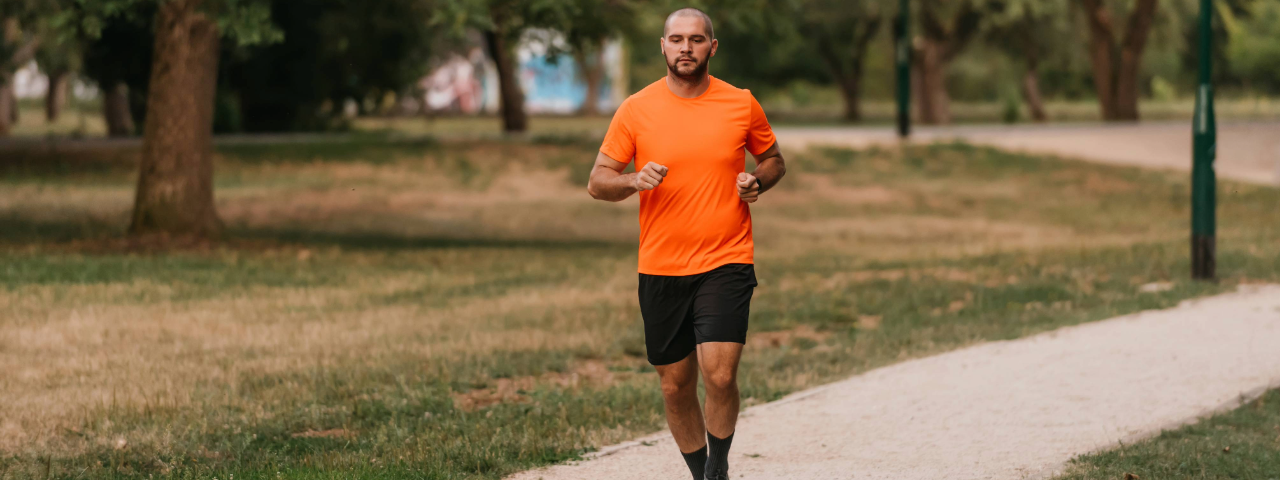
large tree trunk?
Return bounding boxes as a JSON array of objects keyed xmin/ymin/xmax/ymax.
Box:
[
  {"xmin": 912, "ymin": 39, "xmax": 951, "ymax": 125},
  {"xmin": 1021, "ymin": 65, "xmax": 1047, "ymax": 122},
  {"xmin": 129, "ymin": 0, "xmax": 224, "ymax": 238},
  {"xmin": 45, "ymin": 70, "xmax": 68, "ymax": 122},
  {"xmin": 104, "ymin": 82, "xmax": 136, "ymax": 136},
  {"xmin": 484, "ymin": 29, "xmax": 527, "ymax": 133},
  {"xmin": 575, "ymin": 42, "xmax": 604, "ymax": 116},
  {"xmin": 1080, "ymin": 0, "xmax": 1158, "ymax": 121}
]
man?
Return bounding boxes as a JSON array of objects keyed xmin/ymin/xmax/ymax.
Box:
[{"xmin": 586, "ymin": 7, "xmax": 786, "ymax": 480}]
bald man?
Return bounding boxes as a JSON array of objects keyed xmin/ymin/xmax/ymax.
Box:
[{"xmin": 586, "ymin": 7, "xmax": 786, "ymax": 480}]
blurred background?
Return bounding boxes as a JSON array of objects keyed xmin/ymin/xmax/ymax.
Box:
[
  {"xmin": 2, "ymin": 1, "xmax": 1279, "ymax": 479},
  {"xmin": 2, "ymin": 0, "xmax": 1279, "ymax": 139}
]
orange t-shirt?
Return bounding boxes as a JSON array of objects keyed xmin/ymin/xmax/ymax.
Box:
[{"xmin": 600, "ymin": 76, "xmax": 777, "ymax": 276}]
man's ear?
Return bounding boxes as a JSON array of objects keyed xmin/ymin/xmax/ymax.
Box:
[{"xmin": 710, "ymin": 39, "xmax": 718, "ymax": 57}]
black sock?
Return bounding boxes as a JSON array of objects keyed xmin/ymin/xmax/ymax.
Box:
[
  {"xmin": 704, "ymin": 431, "xmax": 734, "ymax": 478},
  {"xmin": 681, "ymin": 445, "xmax": 708, "ymax": 480}
]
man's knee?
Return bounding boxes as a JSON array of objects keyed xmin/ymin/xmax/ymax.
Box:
[
  {"xmin": 702, "ymin": 368, "xmax": 737, "ymax": 393},
  {"xmin": 660, "ymin": 371, "xmax": 698, "ymax": 399}
]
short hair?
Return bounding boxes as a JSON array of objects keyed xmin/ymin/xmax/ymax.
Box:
[{"xmin": 664, "ymin": 7, "xmax": 715, "ymax": 40}]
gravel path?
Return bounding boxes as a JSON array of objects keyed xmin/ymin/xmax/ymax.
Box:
[
  {"xmin": 507, "ymin": 285, "xmax": 1280, "ymax": 480},
  {"xmin": 775, "ymin": 122, "xmax": 1280, "ymax": 186}
]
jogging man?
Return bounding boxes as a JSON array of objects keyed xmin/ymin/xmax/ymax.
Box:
[{"xmin": 586, "ymin": 7, "xmax": 786, "ymax": 480}]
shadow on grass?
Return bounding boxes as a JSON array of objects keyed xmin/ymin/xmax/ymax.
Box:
[
  {"xmin": 0, "ymin": 214, "xmax": 629, "ymax": 253},
  {"xmin": 215, "ymin": 134, "xmax": 441, "ymax": 165},
  {"xmin": 229, "ymin": 226, "xmax": 632, "ymax": 252},
  {"xmin": 0, "ymin": 133, "xmax": 444, "ymax": 181}
]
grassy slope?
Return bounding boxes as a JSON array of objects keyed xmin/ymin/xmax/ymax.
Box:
[
  {"xmin": 1057, "ymin": 388, "xmax": 1280, "ymax": 480},
  {"xmin": 1, "ymin": 136, "xmax": 1277, "ymax": 479}
]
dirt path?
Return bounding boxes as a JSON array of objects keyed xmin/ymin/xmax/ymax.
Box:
[
  {"xmin": 507, "ymin": 285, "xmax": 1280, "ymax": 479},
  {"xmin": 775, "ymin": 122, "xmax": 1280, "ymax": 186}
]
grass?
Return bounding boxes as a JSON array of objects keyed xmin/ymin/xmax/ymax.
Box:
[
  {"xmin": 1056, "ymin": 388, "xmax": 1280, "ymax": 480},
  {"xmin": 6, "ymin": 96, "xmax": 1280, "ymax": 142},
  {"xmin": 1, "ymin": 133, "xmax": 1278, "ymax": 479}
]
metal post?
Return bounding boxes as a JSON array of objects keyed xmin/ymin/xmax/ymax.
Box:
[
  {"xmin": 895, "ymin": 0, "xmax": 911, "ymax": 138},
  {"xmin": 1191, "ymin": 0, "xmax": 1216, "ymax": 280}
]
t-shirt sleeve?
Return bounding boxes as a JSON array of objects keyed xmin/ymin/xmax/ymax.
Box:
[
  {"xmin": 745, "ymin": 92, "xmax": 777, "ymax": 156},
  {"xmin": 599, "ymin": 98, "xmax": 637, "ymax": 164}
]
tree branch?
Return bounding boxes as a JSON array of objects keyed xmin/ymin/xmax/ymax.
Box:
[
  {"xmin": 854, "ymin": 15, "xmax": 882, "ymax": 54},
  {"xmin": 1120, "ymin": 0, "xmax": 1158, "ymax": 55},
  {"xmin": 1079, "ymin": 0, "xmax": 1117, "ymax": 47},
  {"xmin": 919, "ymin": 1, "xmax": 948, "ymax": 40},
  {"xmin": 942, "ymin": 1, "xmax": 982, "ymax": 62},
  {"xmin": 5, "ymin": 35, "xmax": 42, "ymax": 70}
]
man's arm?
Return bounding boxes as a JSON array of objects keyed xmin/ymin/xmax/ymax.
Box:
[
  {"xmin": 737, "ymin": 141, "xmax": 786, "ymax": 203},
  {"xmin": 587, "ymin": 151, "xmax": 668, "ymax": 202}
]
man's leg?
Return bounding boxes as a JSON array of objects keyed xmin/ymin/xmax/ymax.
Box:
[
  {"xmin": 655, "ymin": 350, "xmax": 707, "ymax": 479},
  {"xmin": 697, "ymin": 341, "xmax": 743, "ymax": 479}
]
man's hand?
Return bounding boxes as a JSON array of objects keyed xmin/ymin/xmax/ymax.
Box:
[
  {"xmin": 737, "ymin": 172, "xmax": 760, "ymax": 203},
  {"xmin": 635, "ymin": 162, "xmax": 668, "ymax": 191}
]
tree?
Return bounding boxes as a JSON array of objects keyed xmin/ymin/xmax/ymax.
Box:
[
  {"xmin": 914, "ymin": 0, "xmax": 983, "ymax": 124},
  {"xmin": 76, "ymin": 0, "xmax": 281, "ymax": 238},
  {"xmin": 81, "ymin": 4, "xmax": 154, "ymax": 137},
  {"xmin": 1219, "ymin": 0, "xmax": 1279, "ymax": 94},
  {"xmin": 1, "ymin": 1, "xmax": 55, "ymax": 136},
  {"xmin": 791, "ymin": 0, "xmax": 884, "ymax": 122},
  {"xmin": 34, "ymin": 28, "xmax": 82, "ymax": 122},
  {"xmin": 223, "ymin": 0, "xmax": 437, "ymax": 132},
  {"xmin": 562, "ymin": 0, "xmax": 636, "ymax": 116},
  {"xmin": 983, "ymin": 1, "xmax": 1074, "ymax": 122},
  {"xmin": 435, "ymin": 0, "xmax": 575, "ymax": 133},
  {"xmin": 1078, "ymin": 0, "xmax": 1160, "ymax": 121}
]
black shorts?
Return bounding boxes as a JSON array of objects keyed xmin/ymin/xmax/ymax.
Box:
[{"xmin": 638, "ymin": 263, "xmax": 758, "ymax": 366}]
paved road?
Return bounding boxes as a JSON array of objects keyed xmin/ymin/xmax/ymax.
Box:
[
  {"xmin": 508, "ymin": 286, "xmax": 1280, "ymax": 479},
  {"xmin": 776, "ymin": 121, "xmax": 1280, "ymax": 186}
]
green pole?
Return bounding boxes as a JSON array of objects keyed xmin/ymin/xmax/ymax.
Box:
[
  {"xmin": 895, "ymin": 0, "xmax": 910, "ymax": 138},
  {"xmin": 1191, "ymin": 0, "xmax": 1216, "ymax": 280}
]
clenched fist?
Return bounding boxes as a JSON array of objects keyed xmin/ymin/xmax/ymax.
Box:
[
  {"xmin": 737, "ymin": 172, "xmax": 760, "ymax": 203},
  {"xmin": 634, "ymin": 162, "xmax": 668, "ymax": 191}
]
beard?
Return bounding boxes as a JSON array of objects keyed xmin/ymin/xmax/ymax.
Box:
[{"xmin": 665, "ymin": 53, "xmax": 709, "ymax": 83}]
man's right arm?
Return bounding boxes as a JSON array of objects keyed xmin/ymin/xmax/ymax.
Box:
[{"xmin": 587, "ymin": 152, "xmax": 666, "ymax": 202}]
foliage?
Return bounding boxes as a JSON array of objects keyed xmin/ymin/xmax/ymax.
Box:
[
  {"xmin": 221, "ymin": 0, "xmax": 437, "ymax": 132},
  {"xmin": 1222, "ymin": 0, "xmax": 1280, "ymax": 94},
  {"xmin": 70, "ymin": 0, "xmax": 281, "ymax": 47},
  {"xmin": 79, "ymin": 3, "xmax": 153, "ymax": 127}
]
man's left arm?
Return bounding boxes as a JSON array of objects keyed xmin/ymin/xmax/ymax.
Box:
[{"xmin": 737, "ymin": 141, "xmax": 785, "ymax": 203}]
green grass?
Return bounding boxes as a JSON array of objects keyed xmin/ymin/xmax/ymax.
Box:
[
  {"xmin": 1057, "ymin": 388, "xmax": 1280, "ymax": 480},
  {"xmin": 1, "ymin": 135, "xmax": 1278, "ymax": 479}
]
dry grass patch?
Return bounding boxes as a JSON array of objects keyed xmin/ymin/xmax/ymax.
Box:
[
  {"xmin": 451, "ymin": 360, "xmax": 637, "ymax": 412},
  {"xmin": 747, "ymin": 325, "xmax": 833, "ymax": 350}
]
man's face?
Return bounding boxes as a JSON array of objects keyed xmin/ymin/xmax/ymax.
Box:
[{"xmin": 661, "ymin": 15, "xmax": 716, "ymax": 79}]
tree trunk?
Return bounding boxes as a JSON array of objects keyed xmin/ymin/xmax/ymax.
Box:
[
  {"xmin": 836, "ymin": 73, "xmax": 861, "ymax": 123},
  {"xmin": 1080, "ymin": 0, "xmax": 1157, "ymax": 122},
  {"xmin": 1021, "ymin": 66, "xmax": 1047, "ymax": 122},
  {"xmin": 576, "ymin": 43, "xmax": 604, "ymax": 116},
  {"xmin": 912, "ymin": 38, "xmax": 951, "ymax": 125},
  {"xmin": 46, "ymin": 70, "xmax": 68, "ymax": 122},
  {"xmin": 0, "ymin": 78, "xmax": 13, "ymax": 135},
  {"xmin": 104, "ymin": 82, "xmax": 136, "ymax": 136},
  {"xmin": 1082, "ymin": 0, "xmax": 1119, "ymax": 120},
  {"xmin": 484, "ymin": 29, "xmax": 527, "ymax": 133},
  {"xmin": 129, "ymin": 0, "xmax": 224, "ymax": 238}
]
